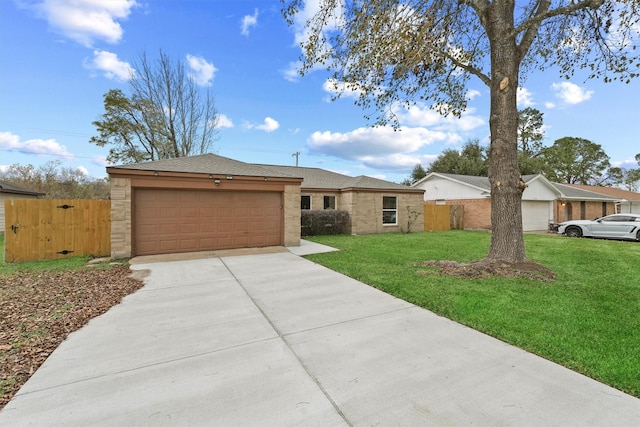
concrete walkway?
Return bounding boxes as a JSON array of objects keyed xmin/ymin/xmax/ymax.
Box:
[{"xmin": 1, "ymin": 241, "xmax": 639, "ymax": 426}]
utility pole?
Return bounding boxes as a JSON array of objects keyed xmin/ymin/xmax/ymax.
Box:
[{"xmin": 292, "ymin": 151, "xmax": 300, "ymax": 167}]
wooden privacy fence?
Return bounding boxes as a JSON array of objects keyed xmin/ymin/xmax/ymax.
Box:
[
  {"xmin": 4, "ymin": 199, "xmax": 111, "ymax": 263},
  {"xmin": 424, "ymin": 204, "xmax": 464, "ymax": 231}
]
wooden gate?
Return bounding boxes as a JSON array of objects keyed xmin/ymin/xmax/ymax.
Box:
[
  {"xmin": 424, "ymin": 204, "xmax": 465, "ymax": 231},
  {"xmin": 3, "ymin": 199, "xmax": 110, "ymax": 263}
]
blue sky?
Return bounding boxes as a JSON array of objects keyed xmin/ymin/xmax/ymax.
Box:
[{"xmin": 1, "ymin": 0, "xmax": 639, "ymax": 184}]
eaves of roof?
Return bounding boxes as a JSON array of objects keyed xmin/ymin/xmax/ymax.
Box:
[
  {"xmin": 0, "ymin": 180, "xmax": 45, "ymax": 196},
  {"xmin": 552, "ymin": 183, "xmax": 619, "ymax": 201}
]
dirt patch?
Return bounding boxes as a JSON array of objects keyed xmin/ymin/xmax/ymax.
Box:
[
  {"xmin": 416, "ymin": 259, "xmax": 556, "ymax": 281},
  {"xmin": 0, "ymin": 264, "xmax": 144, "ymax": 409}
]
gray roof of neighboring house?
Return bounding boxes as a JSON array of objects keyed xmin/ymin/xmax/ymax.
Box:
[
  {"xmin": 564, "ymin": 184, "xmax": 640, "ymax": 201},
  {"xmin": 422, "ymin": 173, "xmax": 542, "ymax": 192},
  {"xmin": 107, "ymin": 154, "xmax": 419, "ymax": 192},
  {"xmin": 551, "ymin": 182, "xmax": 619, "ymax": 201},
  {"xmin": 0, "ymin": 180, "xmax": 44, "ymax": 196},
  {"xmin": 417, "ymin": 172, "xmax": 620, "ymax": 201},
  {"xmin": 255, "ymin": 164, "xmax": 418, "ymax": 191}
]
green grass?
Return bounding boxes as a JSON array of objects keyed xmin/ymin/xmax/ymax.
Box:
[
  {"xmin": 0, "ymin": 233, "xmax": 93, "ymax": 276},
  {"xmin": 304, "ymin": 231, "xmax": 640, "ymax": 398}
]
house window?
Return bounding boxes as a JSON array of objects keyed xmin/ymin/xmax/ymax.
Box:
[
  {"xmin": 323, "ymin": 195, "xmax": 336, "ymax": 210},
  {"xmin": 382, "ymin": 196, "xmax": 397, "ymax": 225},
  {"xmin": 301, "ymin": 195, "xmax": 311, "ymax": 210}
]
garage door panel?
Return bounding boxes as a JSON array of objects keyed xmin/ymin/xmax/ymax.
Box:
[
  {"xmin": 522, "ymin": 201, "xmax": 552, "ymax": 231},
  {"xmin": 134, "ymin": 189, "xmax": 282, "ymax": 256},
  {"xmin": 160, "ymin": 207, "xmax": 178, "ymax": 218}
]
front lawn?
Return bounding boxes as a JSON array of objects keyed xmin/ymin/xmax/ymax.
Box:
[{"xmin": 304, "ymin": 231, "xmax": 640, "ymax": 398}]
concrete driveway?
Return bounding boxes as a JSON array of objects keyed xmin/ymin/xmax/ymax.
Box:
[{"xmin": 1, "ymin": 241, "xmax": 639, "ymax": 426}]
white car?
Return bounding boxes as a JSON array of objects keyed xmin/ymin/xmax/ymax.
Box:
[{"xmin": 557, "ymin": 213, "xmax": 640, "ymax": 241}]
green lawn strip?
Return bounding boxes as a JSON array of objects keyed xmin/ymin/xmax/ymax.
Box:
[{"xmin": 304, "ymin": 232, "xmax": 640, "ymax": 397}]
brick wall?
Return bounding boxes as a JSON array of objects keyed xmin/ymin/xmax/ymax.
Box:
[
  {"xmin": 431, "ymin": 198, "xmax": 492, "ymax": 230},
  {"xmin": 555, "ymin": 201, "xmax": 615, "ymax": 222}
]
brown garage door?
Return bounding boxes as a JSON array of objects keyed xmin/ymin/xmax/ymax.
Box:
[{"xmin": 134, "ymin": 189, "xmax": 282, "ymax": 256}]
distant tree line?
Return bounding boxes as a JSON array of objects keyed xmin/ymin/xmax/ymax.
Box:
[
  {"xmin": 403, "ymin": 108, "xmax": 640, "ymax": 191},
  {"xmin": 0, "ymin": 161, "xmax": 110, "ymax": 199}
]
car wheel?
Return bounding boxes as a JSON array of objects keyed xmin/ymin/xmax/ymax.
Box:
[
  {"xmin": 637, "ymin": 230, "xmax": 640, "ymax": 241},
  {"xmin": 565, "ymin": 226, "xmax": 582, "ymax": 238}
]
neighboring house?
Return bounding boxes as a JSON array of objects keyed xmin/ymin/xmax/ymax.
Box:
[
  {"xmin": 107, "ymin": 154, "xmax": 423, "ymax": 258},
  {"xmin": 562, "ymin": 184, "xmax": 640, "ymax": 215},
  {"xmin": 550, "ymin": 182, "xmax": 620, "ymax": 222},
  {"xmin": 0, "ymin": 180, "xmax": 45, "ymax": 234},
  {"xmin": 413, "ymin": 173, "xmax": 618, "ymax": 231}
]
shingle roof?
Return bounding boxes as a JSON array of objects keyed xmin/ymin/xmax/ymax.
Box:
[
  {"xmin": 0, "ymin": 180, "xmax": 44, "ymax": 196},
  {"xmin": 564, "ymin": 184, "xmax": 640, "ymax": 201},
  {"xmin": 107, "ymin": 154, "xmax": 298, "ymax": 179},
  {"xmin": 417, "ymin": 173, "xmax": 620, "ymax": 201},
  {"xmin": 427, "ymin": 173, "xmax": 543, "ymax": 191},
  {"xmin": 107, "ymin": 154, "xmax": 420, "ymax": 192},
  {"xmin": 551, "ymin": 183, "xmax": 619, "ymax": 201},
  {"xmin": 256, "ymin": 164, "xmax": 418, "ymax": 191}
]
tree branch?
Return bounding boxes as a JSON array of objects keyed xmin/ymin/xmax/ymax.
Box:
[{"xmin": 514, "ymin": 0, "xmax": 603, "ymax": 37}]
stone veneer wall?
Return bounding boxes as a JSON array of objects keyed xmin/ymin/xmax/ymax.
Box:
[
  {"xmin": 283, "ymin": 184, "xmax": 301, "ymax": 246},
  {"xmin": 350, "ymin": 192, "xmax": 424, "ymax": 234},
  {"xmin": 110, "ymin": 177, "xmax": 132, "ymax": 258}
]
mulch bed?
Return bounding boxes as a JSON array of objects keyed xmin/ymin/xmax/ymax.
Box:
[
  {"xmin": 417, "ymin": 259, "xmax": 556, "ymax": 281},
  {"xmin": 0, "ymin": 264, "xmax": 144, "ymax": 409}
]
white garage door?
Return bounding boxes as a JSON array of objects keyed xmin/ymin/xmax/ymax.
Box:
[{"xmin": 522, "ymin": 201, "xmax": 552, "ymax": 231}]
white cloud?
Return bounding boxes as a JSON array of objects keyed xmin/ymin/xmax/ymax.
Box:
[
  {"xmin": 246, "ymin": 117, "xmax": 280, "ymax": 132},
  {"xmin": 308, "ymin": 126, "xmax": 450, "ymax": 159},
  {"xmin": 358, "ymin": 153, "xmax": 440, "ymax": 172},
  {"xmin": 34, "ymin": 0, "xmax": 137, "ymax": 47},
  {"xmin": 216, "ymin": 114, "xmax": 234, "ymax": 129},
  {"xmin": 322, "ymin": 78, "xmax": 363, "ymax": 100},
  {"xmin": 466, "ymin": 89, "xmax": 482, "ymax": 100},
  {"xmin": 517, "ymin": 87, "xmax": 535, "ymax": 107},
  {"xmin": 394, "ymin": 103, "xmax": 485, "ymax": 132},
  {"xmin": 186, "ymin": 54, "xmax": 217, "ymax": 86},
  {"xmin": 282, "ymin": 62, "xmax": 302, "ymax": 82},
  {"xmin": 241, "ymin": 9, "xmax": 258, "ymax": 36},
  {"xmin": 92, "ymin": 156, "xmax": 112, "ymax": 167},
  {"xmin": 544, "ymin": 101, "xmax": 556, "ymax": 109},
  {"xmin": 76, "ymin": 166, "xmax": 89, "ymax": 176},
  {"xmin": 551, "ymin": 82, "xmax": 594, "ymax": 105},
  {"xmin": 84, "ymin": 50, "xmax": 133, "ymax": 81},
  {"xmin": 0, "ymin": 131, "xmax": 72, "ymax": 159}
]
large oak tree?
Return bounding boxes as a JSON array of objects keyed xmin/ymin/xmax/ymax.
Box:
[{"xmin": 283, "ymin": 0, "xmax": 640, "ymax": 265}]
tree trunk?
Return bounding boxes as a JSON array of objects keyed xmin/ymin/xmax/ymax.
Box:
[{"xmin": 485, "ymin": 0, "xmax": 527, "ymax": 263}]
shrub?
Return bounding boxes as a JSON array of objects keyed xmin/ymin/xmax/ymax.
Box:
[{"xmin": 301, "ymin": 210, "xmax": 350, "ymax": 236}]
